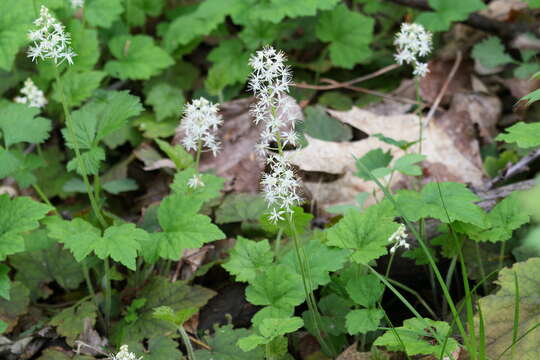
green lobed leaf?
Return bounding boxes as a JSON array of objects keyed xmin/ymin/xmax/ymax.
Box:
[
  {"xmin": 145, "ymin": 82, "xmax": 184, "ymax": 122},
  {"xmin": 102, "ymin": 178, "xmax": 139, "ymax": 194},
  {"xmin": 260, "ymin": 317, "xmax": 304, "ymax": 339},
  {"xmin": 0, "ymin": 1, "xmax": 33, "ymax": 71},
  {"xmin": 205, "ymin": 39, "xmax": 251, "ymax": 95},
  {"xmin": 0, "ymin": 195, "xmax": 51, "ymax": 260},
  {"xmin": 194, "ymin": 323, "xmax": 264, "ymax": 360},
  {"xmin": 393, "ymin": 153, "xmax": 426, "ymax": 176},
  {"xmin": 155, "ymin": 139, "xmax": 193, "ymax": 170},
  {"xmin": 105, "ymin": 35, "xmax": 174, "ymax": 80},
  {"xmin": 52, "ymin": 70, "xmax": 106, "ymax": 107},
  {"xmin": 85, "ymin": 0, "xmax": 124, "ymax": 28},
  {"xmin": 222, "ymin": 237, "xmax": 274, "ymax": 283},
  {"xmin": 0, "ymin": 103, "xmax": 51, "ymax": 148},
  {"xmin": 152, "ymin": 305, "xmax": 198, "ymax": 326},
  {"xmin": 302, "ymin": 106, "xmax": 352, "ymax": 142},
  {"xmin": 496, "ymin": 122, "xmax": 540, "ymax": 147},
  {"xmin": 395, "ymin": 182, "xmax": 487, "ymax": 227},
  {"xmin": 49, "ymin": 301, "xmax": 97, "ymax": 346},
  {"xmin": 0, "ymin": 282, "xmax": 30, "ymax": 332},
  {"xmin": 472, "ymin": 37, "xmax": 515, "ymax": 69},
  {"xmin": 239, "ymin": 21, "xmax": 281, "ymax": 50},
  {"xmin": 345, "ymin": 274, "xmax": 384, "ymax": 308},
  {"xmin": 232, "ymin": 0, "xmax": 339, "ymax": 24},
  {"xmin": 327, "ymin": 201, "xmax": 399, "ymax": 264},
  {"xmin": 345, "ymin": 308, "xmax": 384, "ymax": 335},
  {"xmin": 127, "ymin": 335, "xmax": 184, "ymax": 360},
  {"xmin": 356, "ymin": 148, "xmax": 393, "ymax": 180},
  {"xmin": 417, "ymin": 0, "xmax": 486, "ymax": 32},
  {"xmin": 0, "ymin": 264, "xmax": 10, "ymax": 300},
  {"xmin": 170, "ymin": 168, "xmax": 224, "ymax": 204},
  {"xmin": 68, "ymin": 19, "xmax": 100, "ymax": 72},
  {"xmin": 125, "ymin": 0, "xmax": 165, "ymax": 26},
  {"xmin": 93, "ymin": 224, "xmax": 149, "ymax": 270},
  {"xmin": 46, "ymin": 217, "xmax": 101, "ymax": 262},
  {"xmin": 215, "ymin": 193, "xmax": 267, "ymax": 224},
  {"xmin": 66, "ymin": 145, "xmax": 105, "ymax": 175},
  {"xmin": 316, "ymin": 4, "xmax": 374, "ymax": 69},
  {"xmin": 374, "ymin": 317, "xmax": 459, "ymax": 356}
]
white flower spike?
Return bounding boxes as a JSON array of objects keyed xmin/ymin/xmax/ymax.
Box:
[
  {"xmin": 14, "ymin": 78, "xmax": 47, "ymax": 109},
  {"xmin": 187, "ymin": 174, "xmax": 205, "ymax": 189},
  {"xmin": 70, "ymin": 0, "xmax": 84, "ymax": 9},
  {"xmin": 111, "ymin": 345, "xmax": 142, "ymax": 360},
  {"xmin": 27, "ymin": 6, "xmax": 77, "ymax": 66},
  {"xmin": 388, "ymin": 224, "xmax": 409, "ymax": 254},
  {"xmin": 394, "ymin": 23, "xmax": 432, "ymax": 78},
  {"xmin": 180, "ymin": 97, "xmax": 223, "ymax": 157}
]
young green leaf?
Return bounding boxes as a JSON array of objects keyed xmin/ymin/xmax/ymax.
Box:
[
  {"xmin": 496, "ymin": 122, "xmax": 540, "ymax": 147},
  {"xmin": 222, "ymin": 237, "xmax": 274, "ymax": 283},
  {"xmin": 395, "ymin": 182, "xmax": 487, "ymax": 227},
  {"xmin": 145, "ymin": 82, "xmax": 184, "ymax": 121},
  {"xmin": 171, "ymin": 168, "xmax": 224, "ymax": 203},
  {"xmin": 93, "ymin": 224, "xmax": 149, "ymax": 270},
  {"xmin": 49, "ymin": 301, "xmax": 98, "ymax": 346},
  {"xmin": 316, "ymin": 4, "xmax": 374, "ymax": 69},
  {"xmin": 232, "ymin": 0, "xmax": 339, "ymax": 24},
  {"xmin": 237, "ymin": 317, "xmax": 303, "ymax": 351},
  {"xmin": 417, "ymin": 0, "xmax": 486, "ymax": 32},
  {"xmin": 345, "ymin": 308, "xmax": 383, "ymax": 335},
  {"xmin": 85, "ymin": 0, "xmax": 123, "ymax": 28},
  {"xmin": 0, "ymin": 195, "xmax": 51, "ymax": 260},
  {"xmin": 0, "ymin": 103, "xmax": 51, "ymax": 148},
  {"xmin": 345, "ymin": 274, "xmax": 384, "ymax": 308},
  {"xmin": 205, "ymin": 39, "xmax": 251, "ymax": 95},
  {"xmin": 373, "ymin": 317, "xmax": 459, "ymax": 356},
  {"xmin": 125, "ymin": 0, "xmax": 165, "ymax": 27},
  {"xmin": 355, "ymin": 148, "xmax": 393, "ymax": 180},
  {"xmin": 215, "ymin": 193, "xmax": 267, "ymax": 224},
  {"xmin": 155, "ymin": 139, "xmax": 194, "ymax": 170},
  {"xmin": 0, "ymin": 1, "xmax": 33, "ymax": 71},
  {"xmin": 46, "ymin": 217, "xmax": 101, "ymax": 262},
  {"xmin": 68, "ymin": 19, "xmax": 99, "ymax": 72},
  {"xmin": 52, "ymin": 70, "xmax": 105, "ymax": 107},
  {"xmin": 327, "ymin": 201, "xmax": 399, "ymax": 264},
  {"xmin": 393, "ymin": 153, "xmax": 426, "ymax": 176},
  {"xmin": 105, "ymin": 35, "xmax": 174, "ymax": 80},
  {"xmin": 245, "ymin": 264, "xmax": 305, "ymax": 311},
  {"xmin": 471, "ymin": 37, "xmax": 514, "ymax": 69},
  {"xmin": 194, "ymin": 323, "xmax": 265, "ymax": 360},
  {"xmin": 152, "ymin": 305, "xmax": 198, "ymax": 326},
  {"xmin": 147, "ymin": 194, "xmax": 225, "ymax": 261}
]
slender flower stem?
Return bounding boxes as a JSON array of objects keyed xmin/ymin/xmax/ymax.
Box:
[
  {"xmin": 178, "ymin": 325, "xmax": 196, "ymax": 360},
  {"xmin": 54, "ymin": 67, "xmax": 106, "ymax": 228},
  {"xmin": 195, "ymin": 139, "xmax": 202, "ymax": 172},
  {"xmin": 274, "ymin": 228, "xmax": 284, "ymax": 256},
  {"xmin": 82, "ymin": 262, "xmax": 106, "ymax": 330},
  {"xmin": 32, "ymin": 184, "xmax": 55, "ymax": 212}
]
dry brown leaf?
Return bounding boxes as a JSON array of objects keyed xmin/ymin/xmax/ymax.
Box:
[
  {"xmin": 420, "ymin": 59, "xmax": 472, "ymax": 104},
  {"xmin": 287, "ymin": 102, "xmax": 488, "ymax": 210},
  {"xmin": 336, "ymin": 343, "xmax": 371, "ymax": 360},
  {"xmin": 480, "ymin": 0, "xmax": 528, "ymax": 21}
]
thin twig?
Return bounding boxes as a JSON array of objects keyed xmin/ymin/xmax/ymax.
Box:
[
  {"xmin": 295, "ymin": 63, "xmax": 400, "ymax": 90},
  {"xmin": 423, "ymin": 51, "xmax": 463, "ymax": 127},
  {"xmin": 487, "ymin": 148, "xmax": 540, "ymax": 189}
]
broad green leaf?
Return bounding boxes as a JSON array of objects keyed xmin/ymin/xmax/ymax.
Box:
[
  {"xmin": 152, "ymin": 305, "xmax": 198, "ymax": 326},
  {"xmin": 85, "ymin": 0, "xmax": 123, "ymax": 28},
  {"xmin": 93, "ymin": 224, "xmax": 148, "ymax": 270},
  {"xmin": 222, "ymin": 237, "xmax": 274, "ymax": 283},
  {"xmin": 514, "ymin": 62, "xmax": 540, "ymax": 79},
  {"xmin": 345, "ymin": 274, "xmax": 384, "ymax": 308},
  {"xmin": 237, "ymin": 335, "xmax": 267, "ymax": 352},
  {"xmin": 316, "ymin": 4, "xmax": 374, "ymax": 69},
  {"xmin": 46, "ymin": 217, "xmax": 101, "ymax": 262},
  {"xmin": 194, "ymin": 323, "xmax": 264, "ymax": 360},
  {"xmin": 10, "ymin": 235, "xmax": 84, "ymax": 300},
  {"xmin": 459, "ymin": 192, "xmax": 530, "ymax": 242},
  {"xmin": 393, "ymin": 153, "xmax": 426, "ymax": 176},
  {"xmin": 125, "ymin": 0, "xmax": 165, "ymax": 26},
  {"xmin": 471, "ymin": 37, "xmax": 514, "ymax": 69},
  {"xmin": 356, "ymin": 148, "xmax": 393, "ymax": 180},
  {"xmin": 374, "ymin": 317, "xmax": 459, "ymax": 356},
  {"xmin": 232, "ymin": 0, "xmax": 339, "ymax": 24},
  {"xmin": 102, "ymin": 178, "xmax": 138, "ymax": 194},
  {"xmin": 127, "ymin": 336, "xmax": 184, "ymax": 360},
  {"xmin": 513, "ymin": 227, "xmax": 540, "ymax": 261},
  {"xmin": 251, "ymin": 307, "xmax": 293, "ymax": 329},
  {"xmin": 0, "ymin": 148, "xmax": 21, "ymax": 179},
  {"xmin": 304, "ymin": 294, "xmax": 352, "ymax": 336},
  {"xmin": 205, "ymin": 39, "xmax": 251, "ymax": 95},
  {"xmin": 155, "ymin": 139, "xmax": 193, "ymax": 170},
  {"xmin": 0, "ymin": 195, "xmax": 51, "ymax": 260},
  {"xmin": 4, "ymin": 150, "xmax": 45, "ymax": 188},
  {"xmin": 68, "ymin": 19, "xmax": 99, "ymax": 72},
  {"xmin": 215, "ymin": 193, "xmax": 267, "ymax": 224},
  {"xmin": 395, "ymin": 182, "xmax": 487, "ymax": 227},
  {"xmin": 171, "ymin": 168, "xmax": 224, "ymax": 204},
  {"xmin": 496, "ymin": 122, "xmax": 540, "ymax": 147},
  {"xmin": 106, "ymin": 35, "xmax": 174, "ymax": 80},
  {"xmin": 239, "ymin": 21, "xmax": 281, "ymax": 50},
  {"xmin": 52, "ymin": 70, "xmax": 105, "ymax": 107},
  {"xmin": 36, "ymin": 349, "xmax": 94, "ymax": 360},
  {"xmin": 66, "ymin": 145, "xmax": 105, "ymax": 175},
  {"xmin": 477, "ymin": 257, "xmax": 540, "ymax": 359},
  {"xmin": 345, "ymin": 308, "xmax": 383, "ymax": 334},
  {"xmin": 147, "ymin": 194, "xmax": 225, "ymax": 261},
  {"xmin": 417, "ymin": 0, "xmax": 486, "ymax": 32},
  {"xmin": 0, "ymin": 103, "xmax": 51, "ymax": 148},
  {"xmin": 49, "ymin": 301, "xmax": 97, "ymax": 345},
  {"xmin": 111, "ymin": 276, "xmax": 215, "ymax": 344},
  {"xmin": 318, "ymin": 91, "xmax": 354, "ymax": 110},
  {"xmin": 145, "ymin": 82, "xmax": 184, "ymax": 121},
  {"xmin": 302, "ymin": 106, "xmax": 352, "ymax": 142},
  {"xmin": 327, "ymin": 201, "xmax": 399, "ymax": 264},
  {"xmin": 0, "ymin": 264, "xmax": 10, "ymax": 300},
  {"xmin": 0, "ymin": 282, "xmax": 30, "ymax": 332},
  {"xmin": 260, "ymin": 206, "xmax": 313, "ymax": 237},
  {"xmin": 280, "ymin": 239, "xmax": 349, "ymax": 291},
  {"xmin": 260, "ymin": 317, "xmax": 304, "ymax": 339},
  {"xmin": 0, "ymin": 1, "xmax": 32, "ymax": 71},
  {"xmin": 245, "ymin": 264, "xmax": 305, "ymax": 311},
  {"xmin": 34, "ymin": 146, "xmax": 72, "ymax": 199}
]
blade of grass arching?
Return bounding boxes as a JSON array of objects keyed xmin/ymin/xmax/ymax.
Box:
[
  {"xmin": 477, "ymin": 298, "xmax": 486, "ymax": 360},
  {"xmin": 387, "ymin": 278, "xmax": 439, "ymax": 320},
  {"xmin": 368, "ymin": 266, "xmax": 455, "ymax": 359},
  {"xmin": 435, "ymin": 183, "xmax": 477, "ymax": 359},
  {"xmin": 497, "ymin": 323, "xmax": 540, "ymax": 360},
  {"xmin": 511, "ymin": 271, "xmax": 520, "ymax": 360},
  {"xmin": 379, "ymin": 303, "xmax": 412, "ymax": 360},
  {"xmin": 355, "ymin": 160, "xmax": 469, "ymax": 345},
  {"xmin": 443, "ymin": 255, "xmax": 458, "ymax": 318}
]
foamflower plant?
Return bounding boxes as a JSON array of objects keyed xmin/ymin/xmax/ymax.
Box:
[
  {"xmin": 394, "ymin": 22, "xmax": 432, "ymax": 78},
  {"xmin": 14, "ymin": 78, "xmax": 47, "ymax": 109}
]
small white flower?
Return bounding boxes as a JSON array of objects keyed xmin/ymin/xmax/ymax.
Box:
[
  {"xmin": 388, "ymin": 224, "xmax": 409, "ymax": 254},
  {"xmin": 27, "ymin": 6, "xmax": 77, "ymax": 66},
  {"xmin": 110, "ymin": 345, "xmax": 142, "ymax": 360},
  {"xmin": 394, "ymin": 22, "xmax": 432, "ymax": 78},
  {"xmin": 187, "ymin": 174, "xmax": 205, "ymax": 189},
  {"xmin": 180, "ymin": 97, "xmax": 223, "ymax": 156},
  {"xmin": 269, "ymin": 208, "xmax": 285, "ymax": 223},
  {"xmin": 70, "ymin": 0, "xmax": 84, "ymax": 9},
  {"xmin": 14, "ymin": 78, "xmax": 47, "ymax": 109}
]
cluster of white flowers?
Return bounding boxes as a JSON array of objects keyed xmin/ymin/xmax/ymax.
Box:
[
  {"xmin": 248, "ymin": 46, "xmax": 298, "ymax": 157},
  {"xmin": 248, "ymin": 46, "xmax": 303, "ymax": 223},
  {"xmin": 70, "ymin": 0, "xmax": 84, "ymax": 9},
  {"xmin": 110, "ymin": 345, "xmax": 142, "ymax": 360},
  {"xmin": 14, "ymin": 78, "xmax": 47, "ymax": 109},
  {"xmin": 388, "ymin": 224, "xmax": 409, "ymax": 254},
  {"xmin": 261, "ymin": 154, "xmax": 302, "ymax": 222},
  {"xmin": 187, "ymin": 174, "xmax": 204, "ymax": 189},
  {"xmin": 27, "ymin": 6, "xmax": 77, "ymax": 65},
  {"xmin": 180, "ymin": 97, "xmax": 223, "ymax": 157},
  {"xmin": 394, "ymin": 23, "xmax": 432, "ymax": 78}
]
